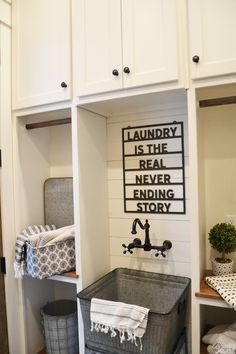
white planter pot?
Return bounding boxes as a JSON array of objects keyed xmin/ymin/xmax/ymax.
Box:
[{"xmin": 211, "ymin": 258, "xmax": 234, "ymax": 276}]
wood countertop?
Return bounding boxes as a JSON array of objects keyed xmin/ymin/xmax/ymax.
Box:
[{"xmin": 195, "ymin": 270, "xmax": 223, "ymax": 301}]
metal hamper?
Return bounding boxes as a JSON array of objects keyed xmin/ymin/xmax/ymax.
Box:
[{"xmin": 41, "ymin": 300, "xmax": 79, "ymax": 354}]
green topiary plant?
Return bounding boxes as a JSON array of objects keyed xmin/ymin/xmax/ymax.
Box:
[{"xmin": 208, "ymin": 222, "xmax": 236, "ymax": 263}]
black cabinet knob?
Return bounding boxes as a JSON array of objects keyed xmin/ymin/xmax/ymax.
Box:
[
  {"xmin": 123, "ymin": 67, "xmax": 130, "ymax": 74},
  {"xmin": 112, "ymin": 69, "xmax": 119, "ymax": 76},
  {"xmin": 61, "ymin": 82, "xmax": 67, "ymax": 88},
  {"xmin": 192, "ymin": 55, "xmax": 200, "ymax": 63}
]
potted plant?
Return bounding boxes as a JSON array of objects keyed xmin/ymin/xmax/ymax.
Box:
[{"xmin": 208, "ymin": 222, "xmax": 236, "ymax": 275}]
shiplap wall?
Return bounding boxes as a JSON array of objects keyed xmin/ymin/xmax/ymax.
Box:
[{"xmin": 107, "ymin": 102, "xmax": 191, "ymax": 277}]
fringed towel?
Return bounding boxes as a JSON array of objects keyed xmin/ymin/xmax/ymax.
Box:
[
  {"xmin": 202, "ymin": 322, "xmax": 236, "ymax": 354},
  {"xmin": 90, "ymin": 298, "xmax": 149, "ymax": 350},
  {"xmin": 14, "ymin": 224, "xmax": 75, "ymax": 279},
  {"xmin": 205, "ymin": 273, "xmax": 236, "ymax": 310}
]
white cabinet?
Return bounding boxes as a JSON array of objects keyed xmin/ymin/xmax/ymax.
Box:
[
  {"xmin": 121, "ymin": 0, "xmax": 178, "ymax": 89},
  {"xmin": 11, "ymin": 106, "xmax": 110, "ymax": 354},
  {"xmin": 77, "ymin": 0, "xmax": 123, "ymax": 95},
  {"xmin": 12, "ymin": 0, "xmax": 71, "ymax": 109},
  {"xmin": 77, "ymin": 0, "xmax": 179, "ymax": 96},
  {"xmin": 0, "ymin": 0, "xmax": 11, "ymax": 25},
  {"xmin": 1, "ymin": 19, "xmax": 26, "ymax": 354},
  {"xmin": 188, "ymin": 83, "xmax": 236, "ymax": 354},
  {"xmin": 188, "ymin": 0, "xmax": 236, "ymax": 80}
]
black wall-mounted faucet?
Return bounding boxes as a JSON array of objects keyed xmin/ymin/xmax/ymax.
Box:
[
  {"xmin": 122, "ymin": 218, "xmax": 172, "ymax": 257},
  {"xmin": 131, "ymin": 218, "xmax": 151, "ymax": 251}
]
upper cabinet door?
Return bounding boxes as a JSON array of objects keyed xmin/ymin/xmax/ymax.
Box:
[
  {"xmin": 189, "ymin": 0, "xmax": 236, "ymax": 79},
  {"xmin": 12, "ymin": 0, "xmax": 71, "ymax": 109},
  {"xmin": 77, "ymin": 0, "xmax": 123, "ymax": 96},
  {"xmin": 122, "ymin": 0, "xmax": 178, "ymax": 88},
  {"xmin": 0, "ymin": 0, "xmax": 11, "ymax": 26}
]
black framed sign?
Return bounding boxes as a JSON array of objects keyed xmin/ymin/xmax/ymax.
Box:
[{"xmin": 122, "ymin": 121, "xmax": 186, "ymax": 214}]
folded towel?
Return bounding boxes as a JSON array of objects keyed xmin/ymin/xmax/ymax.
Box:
[
  {"xmin": 202, "ymin": 324, "xmax": 229, "ymax": 345},
  {"xmin": 205, "ymin": 273, "xmax": 236, "ymax": 310},
  {"xmin": 207, "ymin": 342, "xmax": 236, "ymax": 354},
  {"xmin": 202, "ymin": 323, "xmax": 236, "ymax": 354},
  {"xmin": 14, "ymin": 224, "xmax": 56, "ymax": 278},
  {"xmin": 32, "ymin": 224, "xmax": 75, "ymax": 247},
  {"xmin": 14, "ymin": 224, "xmax": 75, "ymax": 279},
  {"xmin": 90, "ymin": 297, "xmax": 149, "ymax": 350}
]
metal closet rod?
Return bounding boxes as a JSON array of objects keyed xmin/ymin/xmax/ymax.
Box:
[
  {"xmin": 199, "ymin": 96, "xmax": 236, "ymax": 108},
  {"xmin": 25, "ymin": 117, "xmax": 71, "ymax": 130}
]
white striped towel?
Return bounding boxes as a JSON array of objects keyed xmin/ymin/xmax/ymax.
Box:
[
  {"xmin": 31, "ymin": 224, "xmax": 74, "ymax": 247},
  {"xmin": 90, "ymin": 297, "xmax": 149, "ymax": 350}
]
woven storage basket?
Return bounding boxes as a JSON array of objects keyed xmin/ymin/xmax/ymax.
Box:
[{"xmin": 41, "ymin": 300, "xmax": 79, "ymax": 354}]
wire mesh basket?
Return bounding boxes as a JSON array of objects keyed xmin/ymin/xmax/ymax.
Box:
[{"xmin": 41, "ymin": 300, "xmax": 79, "ymax": 354}]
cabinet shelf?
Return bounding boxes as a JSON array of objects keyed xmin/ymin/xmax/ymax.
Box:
[
  {"xmin": 201, "ymin": 344, "xmax": 208, "ymax": 354},
  {"xmin": 48, "ymin": 271, "xmax": 79, "ymax": 284},
  {"xmin": 38, "ymin": 349, "xmax": 45, "ymax": 354},
  {"xmin": 60, "ymin": 270, "xmax": 78, "ymax": 278},
  {"xmin": 195, "ymin": 270, "xmax": 222, "ymax": 301}
]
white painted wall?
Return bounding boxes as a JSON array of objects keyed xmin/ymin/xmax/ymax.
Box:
[
  {"xmin": 14, "ymin": 115, "xmax": 73, "ymax": 229},
  {"xmin": 49, "ymin": 124, "xmax": 72, "ymax": 177},
  {"xmin": 14, "ymin": 117, "xmax": 51, "ymax": 229},
  {"xmin": 107, "ymin": 101, "xmax": 191, "ymax": 278},
  {"xmin": 197, "ymin": 103, "xmax": 236, "ymax": 269}
]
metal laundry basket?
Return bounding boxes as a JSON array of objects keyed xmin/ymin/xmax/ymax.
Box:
[
  {"xmin": 78, "ymin": 268, "xmax": 191, "ymax": 354},
  {"xmin": 41, "ymin": 300, "xmax": 79, "ymax": 354}
]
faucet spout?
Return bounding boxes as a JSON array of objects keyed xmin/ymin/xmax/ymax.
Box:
[
  {"xmin": 131, "ymin": 218, "xmax": 145, "ymax": 234},
  {"xmin": 131, "ymin": 218, "xmax": 151, "ymax": 250}
]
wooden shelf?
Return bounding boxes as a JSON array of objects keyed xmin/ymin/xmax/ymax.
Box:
[
  {"xmin": 195, "ymin": 270, "xmax": 223, "ymax": 301},
  {"xmin": 48, "ymin": 270, "xmax": 79, "ymax": 284},
  {"xmin": 37, "ymin": 349, "xmax": 45, "ymax": 354},
  {"xmin": 201, "ymin": 343, "xmax": 208, "ymax": 354},
  {"xmin": 60, "ymin": 270, "xmax": 78, "ymax": 278}
]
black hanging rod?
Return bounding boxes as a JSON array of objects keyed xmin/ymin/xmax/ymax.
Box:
[
  {"xmin": 25, "ymin": 117, "xmax": 71, "ymax": 130},
  {"xmin": 199, "ymin": 96, "xmax": 236, "ymax": 108}
]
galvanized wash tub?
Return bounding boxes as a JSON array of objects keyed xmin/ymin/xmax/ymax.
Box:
[{"xmin": 78, "ymin": 268, "xmax": 191, "ymax": 354}]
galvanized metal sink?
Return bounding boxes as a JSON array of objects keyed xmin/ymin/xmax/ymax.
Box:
[{"xmin": 78, "ymin": 268, "xmax": 190, "ymax": 354}]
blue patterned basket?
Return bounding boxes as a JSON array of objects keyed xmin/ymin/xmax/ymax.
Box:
[{"xmin": 26, "ymin": 239, "xmax": 75, "ymax": 279}]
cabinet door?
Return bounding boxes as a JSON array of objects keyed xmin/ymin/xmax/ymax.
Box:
[
  {"xmin": 122, "ymin": 0, "xmax": 178, "ymax": 88},
  {"xmin": 12, "ymin": 0, "xmax": 71, "ymax": 109},
  {"xmin": 189, "ymin": 0, "xmax": 236, "ymax": 79},
  {"xmin": 0, "ymin": 25, "xmax": 9, "ymax": 354},
  {"xmin": 0, "ymin": 0, "xmax": 11, "ymax": 26},
  {"xmin": 77, "ymin": 0, "xmax": 123, "ymax": 96}
]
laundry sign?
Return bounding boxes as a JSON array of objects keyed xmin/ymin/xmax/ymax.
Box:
[{"xmin": 122, "ymin": 122, "xmax": 186, "ymax": 214}]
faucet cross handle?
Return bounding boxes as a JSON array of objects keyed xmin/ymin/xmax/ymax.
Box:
[
  {"xmin": 155, "ymin": 250, "xmax": 166, "ymax": 257},
  {"xmin": 122, "ymin": 243, "xmax": 133, "ymax": 254}
]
